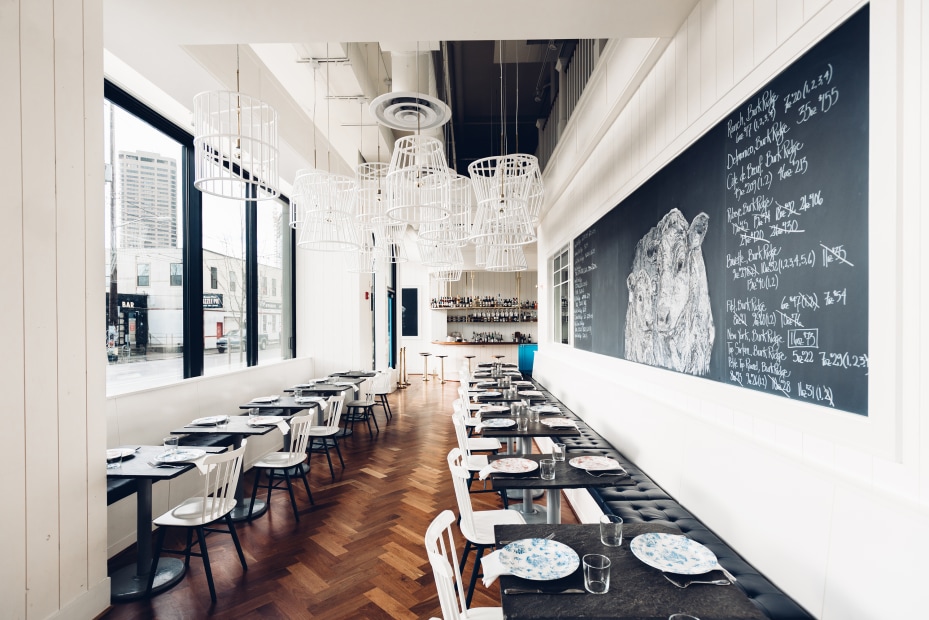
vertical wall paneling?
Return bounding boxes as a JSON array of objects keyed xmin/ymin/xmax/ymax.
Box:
[
  {"xmin": 54, "ymin": 0, "xmax": 90, "ymax": 603},
  {"xmin": 754, "ymin": 0, "xmax": 779, "ymax": 60},
  {"xmin": 701, "ymin": 0, "xmax": 719, "ymax": 112},
  {"xmin": 21, "ymin": 1, "xmax": 62, "ymax": 616},
  {"xmin": 917, "ymin": 0, "xmax": 929, "ymax": 506},
  {"xmin": 687, "ymin": 6, "xmax": 703, "ymax": 124},
  {"xmin": 733, "ymin": 0, "xmax": 756, "ymax": 82},
  {"xmin": 85, "ymin": 0, "xmax": 109, "ymax": 593},
  {"xmin": 0, "ymin": 0, "xmax": 27, "ymax": 615},
  {"xmin": 716, "ymin": 0, "xmax": 735, "ymax": 97},
  {"xmin": 777, "ymin": 0, "xmax": 807, "ymax": 44},
  {"xmin": 675, "ymin": 25, "xmax": 690, "ymax": 134}
]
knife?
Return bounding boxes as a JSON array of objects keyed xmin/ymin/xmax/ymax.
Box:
[{"xmin": 504, "ymin": 588, "xmax": 585, "ymax": 595}]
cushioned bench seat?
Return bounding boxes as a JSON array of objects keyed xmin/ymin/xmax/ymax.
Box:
[
  {"xmin": 528, "ymin": 380, "xmax": 814, "ymax": 620},
  {"xmin": 106, "ymin": 478, "xmax": 137, "ymax": 506}
]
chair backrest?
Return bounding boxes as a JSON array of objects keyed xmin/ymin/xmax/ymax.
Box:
[
  {"xmin": 372, "ymin": 371, "xmax": 390, "ymax": 395},
  {"xmin": 194, "ymin": 439, "xmax": 247, "ymax": 523},
  {"xmin": 425, "ymin": 509, "xmax": 470, "ymax": 620},
  {"xmin": 450, "ymin": 413, "xmax": 473, "ymax": 459},
  {"xmin": 326, "ymin": 394, "xmax": 345, "ymax": 429},
  {"xmin": 446, "ymin": 448, "xmax": 478, "ymax": 540},
  {"xmin": 287, "ymin": 416, "xmax": 313, "ymax": 456}
]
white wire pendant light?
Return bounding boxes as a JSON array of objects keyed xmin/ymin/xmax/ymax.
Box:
[
  {"xmin": 193, "ymin": 47, "xmax": 279, "ymax": 200},
  {"xmin": 356, "ymin": 162, "xmax": 389, "ymax": 225},
  {"xmin": 381, "ymin": 221, "xmax": 409, "ymax": 263},
  {"xmin": 484, "ymin": 244, "xmax": 528, "ymax": 272},
  {"xmin": 346, "ymin": 225, "xmax": 385, "ymax": 273},
  {"xmin": 385, "ymin": 135, "xmax": 452, "ymax": 224},
  {"xmin": 418, "ymin": 172, "xmax": 472, "ymax": 245}
]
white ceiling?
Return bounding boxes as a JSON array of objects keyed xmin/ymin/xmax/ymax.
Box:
[{"xmin": 103, "ymin": 0, "xmax": 699, "ymax": 269}]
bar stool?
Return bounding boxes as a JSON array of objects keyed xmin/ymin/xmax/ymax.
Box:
[
  {"xmin": 464, "ymin": 355, "xmax": 476, "ymax": 374},
  {"xmin": 420, "ymin": 352, "xmax": 432, "ymax": 381},
  {"xmin": 435, "ymin": 354, "xmax": 448, "ymax": 383}
]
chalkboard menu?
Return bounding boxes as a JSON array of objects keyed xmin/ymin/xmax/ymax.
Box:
[{"xmin": 573, "ymin": 6, "xmax": 869, "ymax": 415}]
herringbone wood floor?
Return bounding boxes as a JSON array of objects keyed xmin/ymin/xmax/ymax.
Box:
[{"xmin": 103, "ymin": 376, "xmax": 578, "ymax": 619}]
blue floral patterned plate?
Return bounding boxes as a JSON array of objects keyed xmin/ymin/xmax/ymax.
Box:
[
  {"xmin": 630, "ymin": 533, "xmax": 719, "ymax": 574},
  {"xmin": 499, "ymin": 538, "xmax": 580, "ymax": 580}
]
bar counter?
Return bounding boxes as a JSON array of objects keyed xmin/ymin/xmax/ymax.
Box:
[{"xmin": 428, "ymin": 341, "xmax": 530, "ymax": 378}]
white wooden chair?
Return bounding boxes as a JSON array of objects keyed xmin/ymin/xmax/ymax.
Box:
[
  {"xmin": 425, "ymin": 509, "xmax": 503, "ymax": 620},
  {"xmin": 248, "ymin": 416, "xmax": 314, "ymax": 521},
  {"xmin": 146, "ymin": 440, "xmax": 248, "ymax": 603},
  {"xmin": 307, "ymin": 394, "xmax": 346, "ymax": 479}
]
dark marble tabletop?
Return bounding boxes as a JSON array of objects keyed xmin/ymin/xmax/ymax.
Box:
[
  {"xmin": 488, "ymin": 452, "xmax": 635, "ymax": 491},
  {"xmin": 494, "ymin": 523, "xmax": 767, "ymax": 620}
]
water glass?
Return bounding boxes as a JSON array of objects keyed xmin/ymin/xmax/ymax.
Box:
[
  {"xmin": 583, "ymin": 554, "xmax": 611, "ymax": 594},
  {"xmin": 249, "ymin": 407, "xmax": 261, "ymax": 423},
  {"xmin": 294, "ymin": 386, "xmax": 304, "ymax": 400},
  {"xmin": 163, "ymin": 436, "xmax": 178, "ymax": 455},
  {"xmin": 540, "ymin": 458, "xmax": 556, "ymax": 480},
  {"xmin": 552, "ymin": 442, "xmax": 566, "ymax": 462},
  {"xmin": 516, "ymin": 416, "xmax": 529, "ymax": 432},
  {"xmin": 529, "ymin": 407, "xmax": 540, "ymax": 423},
  {"xmin": 106, "ymin": 451, "xmax": 122, "ymax": 470},
  {"xmin": 599, "ymin": 514, "xmax": 623, "ymax": 547}
]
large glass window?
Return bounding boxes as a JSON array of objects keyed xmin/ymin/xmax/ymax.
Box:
[
  {"xmin": 552, "ymin": 245, "xmax": 571, "ymax": 345},
  {"xmin": 105, "ymin": 84, "xmax": 295, "ymax": 393},
  {"xmin": 203, "ymin": 193, "xmax": 248, "ymax": 375},
  {"xmin": 105, "ymin": 99, "xmax": 184, "ymax": 394}
]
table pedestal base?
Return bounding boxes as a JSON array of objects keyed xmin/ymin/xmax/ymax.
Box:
[
  {"xmin": 230, "ymin": 498, "xmax": 268, "ymax": 522},
  {"xmin": 507, "ymin": 503, "xmax": 548, "ymax": 523},
  {"xmin": 110, "ymin": 557, "xmax": 186, "ymax": 602}
]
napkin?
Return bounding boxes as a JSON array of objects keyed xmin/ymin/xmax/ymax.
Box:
[
  {"xmin": 545, "ymin": 418, "xmax": 577, "ymax": 428},
  {"xmin": 334, "ymin": 382, "xmax": 360, "ymax": 395},
  {"xmin": 294, "ymin": 395, "xmax": 326, "ymax": 405},
  {"xmin": 519, "ymin": 390, "xmax": 543, "ymax": 396},
  {"xmin": 480, "ymin": 549, "xmax": 510, "ymax": 587},
  {"xmin": 478, "ymin": 464, "xmax": 497, "ymax": 480}
]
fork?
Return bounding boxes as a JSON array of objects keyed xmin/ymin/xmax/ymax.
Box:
[
  {"xmin": 584, "ymin": 469, "xmax": 627, "ymax": 478},
  {"xmin": 662, "ymin": 574, "xmax": 731, "ymax": 588},
  {"xmin": 147, "ymin": 460, "xmax": 186, "ymax": 468}
]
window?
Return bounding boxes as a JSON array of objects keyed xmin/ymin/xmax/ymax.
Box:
[
  {"xmin": 137, "ymin": 263, "xmax": 150, "ymax": 287},
  {"xmin": 105, "ymin": 82, "xmax": 295, "ymax": 394},
  {"xmin": 170, "ymin": 263, "xmax": 183, "ymax": 286},
  {"xmin": 552, "ymin": 245, "xmax": 572, "ymax": 345}
]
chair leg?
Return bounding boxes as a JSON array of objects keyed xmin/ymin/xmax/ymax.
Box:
[
  {"xmin": 370, "ymin": 406, "xmax": 380, "ymax": 433},
  {"xmin": 332, "ymin": 438, "xmax": 345, "ymax": 469},
  {"xmin": 299, "ymin": 469, "xmax": 314, "ymax": 506},
  {"xmin": 184, "ymin": 528, "xmax": 195, "ymax": 567},
  {"xmin": 225, "ymin": 513, "xmax": 248, "ymax": 572},
  {"xmin": 196, "ymin": 525, "xmax": 217, "ymax": 603},
  {"xmin": 459, "ymin": 540, "xmax": 473, "ymax": 575},
  {"xmin": 465, "ymin": 544, "xmax": 487, "ymax": 609},
  {"xmin": 320, "ymin": 440, "xmax": 336, "ymax": 480},
  {"xmin": 248, "ymin": 469, "xmax": 262, "ymax": 520},
  {"xmin": 382, "ymin": 394, "xmax": 392, "ymax": 419},
  {"xmin": 145, "ymin": 526, "xmax": 168, "ymax": 596},
  {"xmin": 282, "ymin": 470, "xmax": 299, "ymax": 521}
]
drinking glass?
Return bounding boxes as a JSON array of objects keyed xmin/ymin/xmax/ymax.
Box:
[
  {"xmin": 552, "ymin": 442, "xmax": 566, "ymax": 462},
  {"xmin": 516, "ymin": 416, "xmax": 528, "ymax": 432},
  {"xmin": 106, "ymin": 450, "xmax": 122, "ymax": 470},
  {"xmin": 529, "ymin": 407, "xmax": 540, "ymax": 423},
  {"xmin": 540, "ymin": 458, "xmax": 556, "ymax": 480},
  {"xmin": 599, "ymin": 514, "xmax": 623, "ymax": 546},
  {"xmin": 583, "ymin": 554, "xmax": 611, "ymax": 594},
  {"xmin": 249, "ymin": 407, "xmax": 261, "ymax": 423},
  {"xmin": 294, "ymin": 386, "xmax": 304, "ymax": 400},
  {"xmin": 163, "ymin": 436, "xmax": 178, "ymax": 455}
]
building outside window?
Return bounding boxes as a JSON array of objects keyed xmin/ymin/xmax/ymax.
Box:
[
  {"xmin": 136, "ymin": 263, "xmax": 150, "ymax": 287},
  {"xmin": 170, "ymin": 263, "xmax": 183, "ymax": 286},
  {"xmin": 257, "ymin": 198, "xmax": 290, "ymax": 362},
  {"xmin": 210, "ymin": 266, "xmax": 218, "ymax": 289}
]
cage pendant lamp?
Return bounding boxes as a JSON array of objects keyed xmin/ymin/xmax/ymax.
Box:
[
  {"xmin": 431, "ymin": 266, "xmax": 463, "ymax": 282},
  {"xmin": 294, "ymin": 170, "xmax": 361, "ymax": 252},
  {"xmin": 418, "ymin": 172, "xmax": 473, "ymax": 246},
  {"xmin": 468, "ymin": 154, "xmax": 537, "ymax": 246},
  {"xmin": 356, "ymin": 162, "xmax": 389, "ymax": 225},
  {"xmin": 347, "ymin": 225, "xmax": 385, "ymax": 273},
  {"xmin": 381, "ymin": 221, "xmax": 409, "ymax": 263},
  {"xmin": 385, "ymin": 135, "xmax": 451, "ymax": 224},
  {"xmin": 485, "ymin": 244, "xmax": 528, "ymax": 272},
  {"xmin": 193, "ymin": 90, "xmax": 280, "ymax": 200}
]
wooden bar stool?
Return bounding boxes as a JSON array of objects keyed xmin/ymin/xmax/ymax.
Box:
[
  {"xmin": 464, "ymin": 355, "xmax": 475, "ymax": 374},
  {"xmin": 436, "ymin": 354, "xmax": 448, "ymax": 383},
  {"xmin": 420, "ymin": 352, "xmax": 432, "ymax": 381}
]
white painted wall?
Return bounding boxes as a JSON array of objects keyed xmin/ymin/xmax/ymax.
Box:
[
  {"xmin": 0, "ymin": 1, "xmax": 111, "ymax": 618},
  {"xmin": 535, "ymin": 1, "xmax": 927, "ymax": 618}
]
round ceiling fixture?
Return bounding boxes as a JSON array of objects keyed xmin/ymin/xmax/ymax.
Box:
[{"xmin": 369, "ymin": 91, "xmax": 451, "ymax": 131}]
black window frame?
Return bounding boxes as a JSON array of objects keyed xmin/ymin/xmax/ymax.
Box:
[{"xmin": 105, "ymin": 80, "xmax": 297, "ymax": 381}]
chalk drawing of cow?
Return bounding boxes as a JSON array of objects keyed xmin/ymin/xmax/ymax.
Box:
[
  {"xmin": 625, "ymin": 269, "xmax": 657, "ymax": 365},
  {"xmin": 624, "ymin": 208, "xmax": 714, "ymax": 375}
]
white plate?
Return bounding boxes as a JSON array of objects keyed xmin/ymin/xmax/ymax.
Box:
[
  {"xmin": 530, "ymin": 405, "xmax": 561, "ymax": 414},
  {"xmin": 479, "ymin": 405, "xmax": 509, "ymax": 413},
  {"xmin": 480, "ymin": 418, "xmax": 516, "ymax": 428},
  {"xmin": 190, "ymin": 415, "xmax": 229, "ymax": 426},
  {"xmin": 154, "ymin": 448, "xmax": 206, "ymax": 463},
  {"xmin": 540, "ymin": 418, "xmax": 577, "ymax": 428},
  {"xmin": 499, "ymin": 538, "xmax": 580, "ymax": 581},
  {"xmin": 568, "ymin": 455, "xmax": 625, "ymax": 472},
  {"xmin": 518, "ymin": 390, "xmax": 543, "ymax": 397},
  {"xmin": 106, "ymin": 448, "xmax": 136, "ymax": 462},
  {"xmin": 250, "ymin": 395, "xmax": 279, "ymax": 403},
  {"xmin": 477, "ymin": 391, "xmax": 502, "ymax": 397},
  {"xmin": 248, "ymin": 416, "xmax": 284, "ymax": 426},
  {"xmin": 630, "ymin": 533, "xmax": 719, "ymax": 575},
  {"xmin": 490, "ymin": 458, "xmax": 539, "ymax": 474}
]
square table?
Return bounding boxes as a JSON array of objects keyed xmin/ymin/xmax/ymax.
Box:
[
  {"xmin": 107, "ymin": 444, "xmax": 226, "ymax": 602},
  {"xmin": 331, "ymin": 370, "xmax": 377, "ymax": 378},
  {"xmin": 488, "ymin": 452, "xmax": 634, "ymax": 524},
  {"xmin": 480, "ymin": 417, "xmax": 580, "ymax": 522},
  {"xmin": 171, "ymin": 415, "xmax": 292, "ymax": 521},
  {"xmin": 239, "ymin": 394, "xmax": 324, "ymax": 416},
  {"xmin": 493, "ymin": 522, "xmax": 767, "ymax": 620}
]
